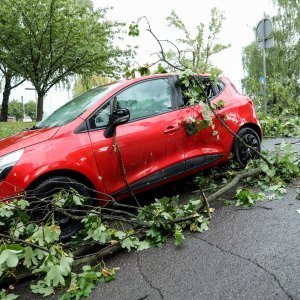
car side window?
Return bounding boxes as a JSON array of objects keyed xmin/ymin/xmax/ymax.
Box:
[
  {"xmin": 215, "ymin": 81, "xmax": 225, "ymax": 94},
  {"xmin": 89, "ymin": 101, "xmax": 110, "ymax": 129},
  {"xmin": 117, "ymin": 79, "xmax": 172, "ymax": 121},
  {"xmin": 179, "ymin": 78, "xmax": 216, "ymax": 107}
]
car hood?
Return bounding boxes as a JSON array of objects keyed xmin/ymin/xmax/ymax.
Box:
[{"xmin": 0, "ymin": 127, "xmax": 60, "ymax": 157}]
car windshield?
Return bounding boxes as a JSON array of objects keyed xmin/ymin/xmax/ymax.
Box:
[{"xmin": 36, "ymin": 82, "xmax": 122, "ymax": 128}]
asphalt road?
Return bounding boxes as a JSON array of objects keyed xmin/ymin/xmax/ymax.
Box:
[
  {"xmin": 14, "ymin": 137, "xmax": 300, "ymax": 300},
  {"xmin": 92, "ymin": 138, "xmax": 300, "ymax": 300}
]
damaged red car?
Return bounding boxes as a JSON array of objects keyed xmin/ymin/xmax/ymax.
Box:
[{"xmin": 0, "ymin": 74, "xmax": 261, "ymax": 237}]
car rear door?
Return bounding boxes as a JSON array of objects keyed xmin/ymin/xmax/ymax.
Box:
[
  {"xmin": 174, "ymin": 76, "xmax": 229, "ymax": 173},
  {"xmin": 87, "ymin": 77, "xmax": 186, "ymax": 196}
]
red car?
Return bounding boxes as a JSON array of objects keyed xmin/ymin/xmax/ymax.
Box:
[{"xmin": 0, "ymin": 74, "xmax": 261, "ymax": 237}]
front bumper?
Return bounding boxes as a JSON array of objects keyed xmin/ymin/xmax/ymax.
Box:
[{"xmin": 0, "ymin": 180, "xmax": 24, "ymax": 200}]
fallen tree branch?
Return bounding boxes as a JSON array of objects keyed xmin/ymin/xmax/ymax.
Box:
[
  {"xmin": 73, "ymin": 230, "xmax": 143, "ymax": 266},
  {"xmin": 200, "ymin": 188, "xmax": 211, "ymax": 219},
  {"xmin": 207, "ymin": 167, "xmax": 262, "ymax": 202}
]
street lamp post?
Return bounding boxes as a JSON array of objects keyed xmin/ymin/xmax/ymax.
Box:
[{"xmin": 25, "ymin": 87, "xmax": 37, "ymax": 120}]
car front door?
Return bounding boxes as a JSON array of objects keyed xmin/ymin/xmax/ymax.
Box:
[{"xmin": 87, "ymin": 77, "xmax": 185, "ymax": 197}]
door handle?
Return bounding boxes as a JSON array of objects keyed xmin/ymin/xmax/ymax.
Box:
[{"xmin": 164, "ymin": 125, "xmax": 179, "ymax": 134}]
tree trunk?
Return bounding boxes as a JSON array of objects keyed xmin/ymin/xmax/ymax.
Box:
[
  {"xmin": 0, "ymin": 72, "xmax": 12, "ymax": 122},
  {"xmin": 36, "ymin": 91, "xmax": 45, "ymax": 121}
]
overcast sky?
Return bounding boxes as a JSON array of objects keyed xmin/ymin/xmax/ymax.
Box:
[{"xmin": 11, "ymin": 0, "xmax": 276, "ymax": 116}]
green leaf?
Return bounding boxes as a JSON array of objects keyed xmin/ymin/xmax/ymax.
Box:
[
  {"xmin": 44, "ymin": 265, "xmax": 65, "ymax": 287},
  {"xmin": 31, "ymin": 227, "xmax": 46, "ymax": 246},
  {"xmin": 0, "ymin": 249, "xmax": 21, "ymax": 268},
  {"xmin": 199, "ymin": 221, "xmax": 209, "ymax": 232},
  {"xmin": 59, "ymin": 256, "xmax": 74, "ymax": 276},
  {"xmin": 136, "ymin": 240, "xmax": 151, "ymax": 251},
  {"xmin": 11, "ymin": 222, "xmax": 25, "ymax": 238},
  {"xmin": 128, "ymin": 22, "xmax": 140, "ymax": 36},
  {"xmin": 72, "ymin": 194, "xmax": 84, "ymax": 205},
  {"xmin": 121, "ymin": 238, "xmax": 135, "ymax": 251},
  {"xmin": 174, "ymin": 230, "xmax": 184, "ymax": 246},
  {"xmin": 44, "ymin": 225, "xmax": 61, "ymax": 244},
  {"xmin": 261, "ymin": 164, "xmax": 270, "ymax": 174},
  {"xmin": 23, "ymin": 247, "xmax": 38, "ymax": 268},
  {"xmin": 114, "ymin": 230, "xmax": 126, "ymax": 240},
  {"xmin": 0, "ymin": 289, "xmax": 19, "ymax": 300},
  {"xmin": 31, "ymin": 281, "xmax": 54, "ymax": 296},
  {"xmin": 16, "ymin": 199, "xmax": 29, "ymax": 210}
]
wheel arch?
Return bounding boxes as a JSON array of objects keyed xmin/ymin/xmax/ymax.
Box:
[
  {"xmin": 26, "ymin": 169, "xmax": 97, "ymax": 197},
  {"xmin": 236, "ymin": 122, "xmax": 262, "ymax": 141},
  {"xmin": 228, "ymin": 122, "xmax": 262, "ymax": 155}
]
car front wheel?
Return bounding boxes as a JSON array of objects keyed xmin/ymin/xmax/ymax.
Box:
[
  {"xmin": 232, "ymin": 127, "xmax": 261, "ymax": 168},
  {"xmin": 28, "ymin": 176, "xmax": 93, "ymax": 240}
]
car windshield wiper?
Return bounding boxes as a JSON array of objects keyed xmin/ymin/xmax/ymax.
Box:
[{"xmin": 26, "ymin": 125, "xmax": 41, "ymax": 130}]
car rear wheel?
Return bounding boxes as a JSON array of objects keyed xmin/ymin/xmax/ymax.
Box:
[
  {"xmin": 28, "ymin": 176, "xmax": 93, "ymax": 240},
  {"xmin": 232, "ymin": 127, "xmax": 261, "ymax": 168}
]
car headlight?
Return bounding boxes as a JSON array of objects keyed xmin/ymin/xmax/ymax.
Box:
[{"xmin": 0, "ymin": 149, "xmax": 24, "ymax": 181}]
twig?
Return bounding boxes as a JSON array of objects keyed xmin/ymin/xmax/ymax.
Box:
[
  {"xmin": 113, "ymin": 132, "xmax": 141, "ymax": 207},
  {"xmin": 0, "ymin": 233, "xmax": 50, "ymax": 253},
  {"xmin": 200, "ymin": 188, "xmax": 211, "ymax": 219},
  {"xmin": 172, "ymin": 213, "xmax": 201, "ymax": 224}
]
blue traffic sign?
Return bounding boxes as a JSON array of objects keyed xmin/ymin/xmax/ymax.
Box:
[{"xmin": 259, "ymin": 76, "xmax": 265, "ymax": 84}]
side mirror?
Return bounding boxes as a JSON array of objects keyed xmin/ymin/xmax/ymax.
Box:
[{"xmin": 104, "ymin": 108, "xmax": 130, "ymax": 138}]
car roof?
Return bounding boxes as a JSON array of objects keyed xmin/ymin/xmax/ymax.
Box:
[{"xmin": 120, "ymin": 73, "xmax": 213, "ymax": 84}]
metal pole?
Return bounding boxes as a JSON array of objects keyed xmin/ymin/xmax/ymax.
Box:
[
  {"xmin": 25, "ymin": 87, "xmax": 37, "ymax": 120},
  {"xmin": 262, "ymin": 18, "xmax": 267, "ymax": 114},
  {"xmin": 262, "ymin": 47, "xmax": 267, "ymax": 114},
  {"xmin": 21, "ymin": 96, "xmax": 25, "ymax": 119}
]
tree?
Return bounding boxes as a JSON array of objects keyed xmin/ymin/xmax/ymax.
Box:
[
  {"xmin": 8, "ymin": 99, "xmax": 23, "ymax": 121},
  {"xmin": 241, "ymin": 0, "xmax": 300, "ymax": 114},
  {"xmin": 72, "ymin": 75, "xmax": 115, "ymax": 98},
  {"xmin": 0, "ymin": 0, "xmax": 130, "ymax": 120},
  {"xmin": 24, "ymin": 100, "xmax": 36, "ymax": 121},
  {"xmin": 165, "ymin": 8, "xmax": 230, "ymax": 74},
  {"xmin": 0, "ymin": 65, "xmax": 25, "ymax": 122}
]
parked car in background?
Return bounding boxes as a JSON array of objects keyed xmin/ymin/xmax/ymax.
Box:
[
  {"xmin": 0, "ymin": 74, "xmax": 261, "ymax": 238},
  {"xmin": 22, "ymin": 116, "xmax": 33, "ymax": 122},
  {"xmin": 7, "ymin": 116, "xmax": 16, "ymax": 122}
]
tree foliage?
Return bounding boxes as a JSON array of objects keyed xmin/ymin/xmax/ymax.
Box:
[
  {"xmin": 72, "ymin": 75, "xmax": 115, "ymax": 98},
  {"xmin": 0, "ymin": 0, "xmax": 130, "ymax": 120},
  {"xmin": 24, "ymin": 101, "xmax": 36, "ymax": 121},
  {"xmin": 165, "ymin": 8, "xmax": 230, "ymax": 74},
  {"xmin": 241, "ymin": 0, "xmax": 300, "ymax": 114},
  {"xmin": 8, "ymin": 100, "xmax": 23, "ymax": 121}
]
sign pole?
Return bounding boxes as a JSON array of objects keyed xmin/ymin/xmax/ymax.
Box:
[
  {"xmin": 262, "ymin": 20, "xmax": 267, "ymax": 114},
  {"xmin": 262, "ymin": 47, "xmax": 267, "ymax": 114},
  {"xmin": 256, "ymin": 17, "xmax": 274, "ymax": 115}
]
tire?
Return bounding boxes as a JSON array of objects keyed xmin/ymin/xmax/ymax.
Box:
[
  {"xmin": 28, "ymin": 176, "xmax": 92, "ymax": 240},
  {"xmin": 232, "ymin": 127, "xmax": 261, "ymax": 168}
]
